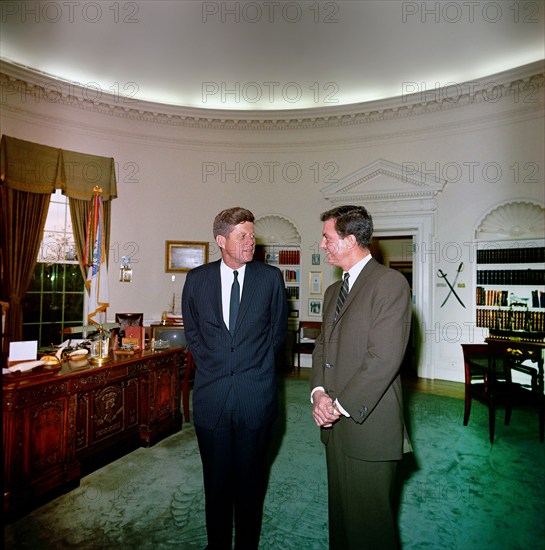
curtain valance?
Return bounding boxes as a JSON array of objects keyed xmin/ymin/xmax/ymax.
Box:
[{"xmin": 0, "ymin": 135, "xmax": 117, "ymax": 201}]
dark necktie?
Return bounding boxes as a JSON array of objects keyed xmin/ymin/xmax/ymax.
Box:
[
  {"xmin": 229, "ymin": 270, "xmax": 240, "ymax": 333},
  {"xmin": 335, "ymin": 272, "xmax": 350, "ymax": 320}
]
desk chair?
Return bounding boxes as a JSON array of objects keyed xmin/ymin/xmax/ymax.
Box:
[
  {"xmin": 114, "ymin": 312, "xmax": 144, "ymax": 330},
  {"xmin": 115, "ymin": 313, "xmax": 144, "ymax": 349},
  {"xmin": 462, "ymin": 343, "xmax": 532, "ymax": 443},
  {"xmin": 292, "ymin": 321, "xmax": 321, "ymax": 370},
  {"xmin": 496, "ymin": 342, "xmax": 544, "ymax": 443},
  {"xmin": 182, "ymin": 350, "xmax": 195, "ymax": 422}
]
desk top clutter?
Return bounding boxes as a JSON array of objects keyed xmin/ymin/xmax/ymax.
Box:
[
  {"xmin": 4, "ymin": 340, "xmax": 56, "ymax": 375},
  {"xmin": 3, "ymin": 332, "xmax": 183, "ymax": 378}
]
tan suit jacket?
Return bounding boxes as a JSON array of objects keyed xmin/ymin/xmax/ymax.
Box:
[{"xmin": 311, "ymin": 257, "xmax": 412, "ymax": 461}]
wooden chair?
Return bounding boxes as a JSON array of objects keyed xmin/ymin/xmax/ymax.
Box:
[
  {"xmin": 461, "ymin": 343, "xmax": 529, "ymax": 443},
  {"xmin": 292, "ymin": 321, "xmax": 321, "ymax": 370},
  {"xmin": 115, "ymin": 312, "xmax": 144, "ymax": 349},
  {"xmin": 114, "ymin": 312, "xmax": 144, "ymax": 330},
  {"xmin": 181, "ymin": 349, "xmax": 195, "ymax": 422},
  {"xmin": 496, "ymin": 342, "xmax": 544, "ymax": 443}
]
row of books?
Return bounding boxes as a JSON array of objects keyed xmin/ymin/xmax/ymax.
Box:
[
  {"xmin": 285, "ymin": 287, "xmax": 300, "ymax": 301},
  {"xmin": 475, "ymin": 288, "xmax": 509, "ymax": 306},
  {"xmin": 476, "ymin": 247, "xmax": 544, "ymax": 264},
  {"xmin": 476, "ymin": 309, "xmax": 545, "ymax": 331},
  {"xmin": 476, "ymin": 269, "xmax": 544, "ymax": 285},
  {"xmin": 282, "ymin": 269, "xmax": 300, "ymax": 283},
  {"xmin": 278, "ymin": 249, "xmax": 301, "ymax": 265},
  {"xmin": 475, "ymin": 288, "xmax": 545, "ymax": 308},
  {"xmin": 531, "ymin": 290, "xmax": 545, "ymax": 308}
]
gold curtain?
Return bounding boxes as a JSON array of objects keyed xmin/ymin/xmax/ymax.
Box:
[
  {"xmin": 0, "ymin": 135, "xmax": 117, "ymax": 353},
  {"xmin": 0, "ymin": 135, "xmax": 117, "ymax": 200},
  {"xmin": 0, "ymin": 185, "xmax": 51, "ymax": 343}
]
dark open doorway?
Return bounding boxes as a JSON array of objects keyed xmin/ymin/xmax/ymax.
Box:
[{"xmin": 371, "ymin": 236, "xmax": 416, "ymax": 378}]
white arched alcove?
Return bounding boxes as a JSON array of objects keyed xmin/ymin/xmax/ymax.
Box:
[
  {"xmin": 474, "ymin": 200, "xmax": 545, "ymax": 242},
  {"xmin": 254, "ymin": 215, "xmax": 301, "ymax": 246},
  {"xmin": 321, "ymin": 159, "xmax": 447, "ymax": 379},
  {"xmin": 254, "ymin": 214, "xmax": 302, "ymax": 365},
  {"xmin": 472, "ymin": 200, "xmax": 545, "ymax": 386}
]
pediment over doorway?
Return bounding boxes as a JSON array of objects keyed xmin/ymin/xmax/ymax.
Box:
[{"xmin": 321, "ymin": 159, "xmax": 446, "ymax": 213}]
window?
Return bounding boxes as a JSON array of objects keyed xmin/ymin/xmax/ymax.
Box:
[
  {"xmin": 38, "ymin": 189, "xmax": 77, "ymax": 263},
  {"xmin": 22, "ymin": 190, "xmax": 85, "ymax": 348}
]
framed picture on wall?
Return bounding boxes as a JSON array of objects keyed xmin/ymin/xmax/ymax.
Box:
[
  {"xmin": 165, "ymin": 241, "xmax": 209, "ymax": 272},
  {"xmin": 308, "ymin": 298, "xmax": 323, "ymax": 317},
  {"xmin": 309, "ymin": 271, "xmax": 322, "ymax": 294}
]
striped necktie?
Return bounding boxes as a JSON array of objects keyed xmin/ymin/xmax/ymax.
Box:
[
  {"xmin": 229, "ymin": 270, "xmax": 240, "ymax": 334},
  {"xmin": 335, "ymin": 272, "xmax": 350, "ymax": 320}
]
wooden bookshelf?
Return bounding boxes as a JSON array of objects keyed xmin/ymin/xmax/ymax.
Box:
[
  {"xmin": 475, "ymin": 245, "xmax": 545, "ymax": 334},
  {"xmin": 256, "ymin": 245, "xmax": 301, "ymax": 320}
]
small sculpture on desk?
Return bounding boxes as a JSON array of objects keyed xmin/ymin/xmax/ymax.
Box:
[{"xmin": 89, "ymin": 328, "xmax": 110, "ymax": 365}]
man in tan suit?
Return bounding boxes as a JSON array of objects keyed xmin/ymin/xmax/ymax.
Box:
[{"xmin": 310, "ymin": 205, "xmax": 412, "ymax": 550}]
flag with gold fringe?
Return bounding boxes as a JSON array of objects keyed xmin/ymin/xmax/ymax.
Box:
[{"xmin": 84, "ymin": 190, "xmax": 109, "ymax": 325}]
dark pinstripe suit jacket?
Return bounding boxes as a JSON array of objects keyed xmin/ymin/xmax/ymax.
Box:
[{"xmin": 182, "ymin": 259, "xmax": 288, "ymax": 430}]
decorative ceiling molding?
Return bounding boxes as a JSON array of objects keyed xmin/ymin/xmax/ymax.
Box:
[
  {"xmin": 475, "ymin": 201, "xmax": 545, "ymax": 241},
  {"xmin": 321, "ymin": 159, "xmax": 446, "ymax": 213},
  {"xmin": 1, "ymin": 59, "xmax": 543, "ymax": 131},
  {"xmin": 254, "ymin": 215, "xmax": 301, "ymax": 246}
]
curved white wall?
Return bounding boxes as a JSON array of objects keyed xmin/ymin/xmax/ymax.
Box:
[{"xmin": 1, "ymin": 61, "xmax": 543, "ymax": 380}]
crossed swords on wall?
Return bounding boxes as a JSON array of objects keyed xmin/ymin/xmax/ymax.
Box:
[{"xmin": 437, "ymin": 262, "xmax": 466, "ymax": 308}]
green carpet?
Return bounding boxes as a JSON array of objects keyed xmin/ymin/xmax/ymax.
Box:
[{"xmin": 4, "ymin": 378, "xmax": 545, "ymax": 549}]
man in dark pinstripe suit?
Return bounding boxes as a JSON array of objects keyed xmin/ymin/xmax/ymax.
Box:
[{"xmin": 182, "ymin": 206, "xmax": 288, "ymax": 550}]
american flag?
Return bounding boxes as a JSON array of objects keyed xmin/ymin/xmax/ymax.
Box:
[{"xmin": 84, "ymin": 193, "xmax": 109, "ymax": 325}]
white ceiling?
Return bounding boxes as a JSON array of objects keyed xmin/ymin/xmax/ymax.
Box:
[{"xmin": 1, "ymin": 0, "xmax": 544, "ymax": 111}]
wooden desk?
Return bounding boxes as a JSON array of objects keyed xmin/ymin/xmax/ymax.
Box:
[
  {"xmin": 3, "ymin": 347, "xmax": 184, "ymax": 516},
  {"xmin": 486, "ymin": 338, "xmax": 544, "ymax": 441}
]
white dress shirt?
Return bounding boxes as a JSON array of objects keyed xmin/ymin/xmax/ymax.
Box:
[
  {"xmin": 311, "ymin": 254, "xmax": 373, "ymax": 416},
  {"xmin": 220, "ymin": 261, "xmax": 246, "ymax": 329}
]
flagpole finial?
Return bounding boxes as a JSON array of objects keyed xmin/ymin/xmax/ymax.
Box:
[{"xmin": 93, "ymin": 185, "xmax": 103, "ymax": 195}]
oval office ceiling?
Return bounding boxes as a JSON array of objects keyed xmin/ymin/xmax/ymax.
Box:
[{"xmin": 1, "ymin": 0, "xmax": 544, "ymax": 111}]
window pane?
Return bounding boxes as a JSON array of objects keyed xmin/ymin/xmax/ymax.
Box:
[
  {"xmin": 42, "ymin": 293, "xmax": 63, "ymax": 322},
  {"xmin": 42, "ymin": 264, "xmax": 61, "ymax": 292},
  {"xmin": 22, "ymin": 324, "xmax": 39, "ymax": 343},
  {"xmin": 40, "ymin": 233, "xmax": 63, "ymax": 262},
  {"xmin": 39, "ymin": 191, "xmax": 75, "ymax": 262},
  {"xmin": 23, "ymin": 293, "xmax": 41, "ymax": 319},
  {"xmin": 44, "ymin": 200, "xmax": 65, "ymax": 232},
  {"xmin": 27, "ymin": 265, "xmax": 43, "ymax": 291},
  {"xmin": 65, "ymin": 265, "xmax": 83, "ymax": 291},
  {"xmin": 64, "ymin": 294, "xmax": 84, "ymax": 321}
]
